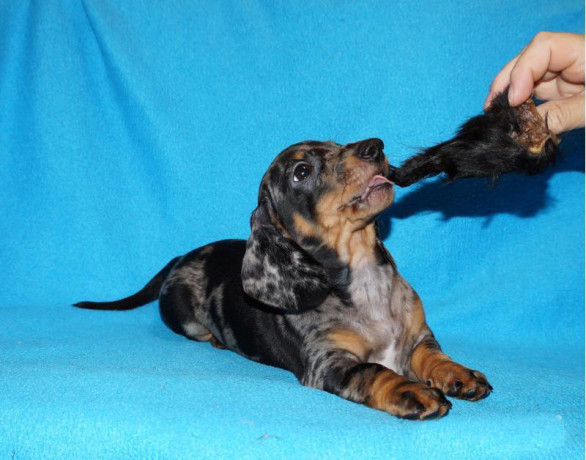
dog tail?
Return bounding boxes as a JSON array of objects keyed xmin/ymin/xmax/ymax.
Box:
[{"xmin": 73, "ymin": 257, "xmax": 180, "ymax": 311}]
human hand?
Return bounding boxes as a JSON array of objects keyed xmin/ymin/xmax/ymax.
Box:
[{"xmin": 485, "ymin": 32, "xmax": 584, "ymax": 135}]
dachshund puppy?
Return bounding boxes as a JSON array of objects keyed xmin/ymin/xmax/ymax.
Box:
[
  {"xmin": 389, "ymin": 92, "xmax": 560, "ymax": 187},
  {"xmin": 75, "ymin": 138, "xmax": 492, "ymax": 420}
]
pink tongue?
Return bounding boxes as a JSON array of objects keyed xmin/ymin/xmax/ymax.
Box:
[
  {"xmin": 369, "ymin": 175, "xmax": 394, "ymax": 187},
  {"xmin": 361, "ymin": 175, "xmax": 394, "ymax": 200}
]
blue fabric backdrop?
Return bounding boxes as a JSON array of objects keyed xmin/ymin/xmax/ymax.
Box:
[{"xmin": 1, "ymin": 1, "xmax": 584, "ymax": 458}]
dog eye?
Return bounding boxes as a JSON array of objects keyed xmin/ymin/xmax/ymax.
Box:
[{"xmin": 293, "ymin": 163, "xmax": 313, "ymax": 182}]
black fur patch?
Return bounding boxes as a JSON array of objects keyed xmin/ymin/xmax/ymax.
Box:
[{"xmin": 389, "ymin": 91, "xmax": 560, "ymax": 187}]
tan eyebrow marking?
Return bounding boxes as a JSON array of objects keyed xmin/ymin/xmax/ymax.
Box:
[{"xmin": 291, "ymin": 151, "xmax": 306, "ymax": 160}]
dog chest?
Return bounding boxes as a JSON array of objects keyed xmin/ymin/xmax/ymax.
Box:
[{"xmin": 347, "ymin": 264, "xmax": 416, "ymax": 373}]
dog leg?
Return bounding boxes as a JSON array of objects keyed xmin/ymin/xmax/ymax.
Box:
[
  {"xmin": 303, "ymin": 354, "xmax": 451, "ymax": 420},
  {"xmin": 410, "ymin": 336, "xmax": 492, "ymax": 401}
]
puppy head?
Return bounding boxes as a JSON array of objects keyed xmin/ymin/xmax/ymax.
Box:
[
  {"xmin": 242, "ymin": 139, "xmax": 394, "ymax": 312},
  {"xmin": 259, "ymin": 138, "xmax": 394, "ymax": 236}
]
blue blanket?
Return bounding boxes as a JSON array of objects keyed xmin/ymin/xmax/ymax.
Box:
[{"xmin": 1, "ymin": 1, "xmax": 583, "ymax": 458}]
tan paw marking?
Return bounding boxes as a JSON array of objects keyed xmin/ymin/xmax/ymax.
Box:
[{"xmin": 427, "ymin": 364, "xmax": 492, "ymax": 401}]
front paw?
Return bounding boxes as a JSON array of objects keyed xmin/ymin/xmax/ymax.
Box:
[
  {"xmin": 427, "ymin": 364, "xmax": 492, "ymax": 401},
  {"xmin": 389, "ymin": 384, "xmax": 452, "ymax": 421}
]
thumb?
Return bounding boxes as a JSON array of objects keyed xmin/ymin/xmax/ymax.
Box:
[{"xmin": 536, "ymin": 92, "xmax": 585, "ymax": 135}]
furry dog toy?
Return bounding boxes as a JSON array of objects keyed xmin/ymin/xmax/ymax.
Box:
[{"xmin": 389, "ymin": 91, "xmax": 560, "ymax": 187}]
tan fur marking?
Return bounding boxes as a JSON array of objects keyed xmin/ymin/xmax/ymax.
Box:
[
  {"xmin": 315, "ymin": 189, "xmax": 349, "ymax": 229},
  {"xmin": 314, "ymin": 188, "xmax": 379, "ymax": 266},
  {"xmin": 411, "ymin": 340, "xmax": 492, "ymax": 400},
  {"xmin": 407, "ymin": 295, "xmax": 427, "ymax": 337},
  {"xmin": 343, "ymin": 155, "xmax": 368, "ymax": 178},
  {"xmin": 293, "ymin": 213, "xmax": 318, "ymax": 238},
  {"xmin": 412, "ymin": 346, "xmax": 435, "ymax": 380},
  {"xmin": 411, "ymin": 340, "xmax": 452, "ymax": 382},
  {"xmin": 346, "ymin": 224, "xmax": 377, "ymax": 267},
  {"xmin": 312, "ymin": 154, "xmax": 393, "ymax": 266},
  {"xmin": 368, "ymin": 370, "xmax": 403, "ymax": 409},
  {"xmin": 291, "ymin": 151, "xmax": 306, "ymax": 160},
  {"xmin": 314, "ymin": 190, "xmax": 348, "ymax": 258},
  {"xmin": 328, "ymin": 329, "xmax": 370, "ymax": 361},
  {"xmin": 424, "ymin": 356, "xmax": 453, "ymax": 379}
]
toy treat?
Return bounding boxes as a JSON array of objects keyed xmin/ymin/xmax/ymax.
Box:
[{"xmin": 389, "ymin": 91, "xmax": 560, "ymax": 187}]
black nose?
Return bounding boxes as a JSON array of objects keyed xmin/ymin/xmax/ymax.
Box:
[{"xmin": 357, "ymin": 138, "xmax": 384, "ymax": 162}]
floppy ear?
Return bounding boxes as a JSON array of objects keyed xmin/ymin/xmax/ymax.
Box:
[{"xmin": 241, "ymin": 200, "xmax": 331, "ymax": 312}]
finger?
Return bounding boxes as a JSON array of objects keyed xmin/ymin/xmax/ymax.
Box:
[
  {"xmin": 509, "ymin": 32, "xmax": 584, "ymax": 106},
  {"xmin": 508, "ymin": 44, "xmax": 551, "ymax": 105},
  {"xmin": 484, "ymin": 55, "xmax": 520, "ymax": 109},
  {"xmin": 534, "ymin": 77, "xmax": 585, "ymax": 101},
  {"xmin": 536, "ymin": 91, "xmax": 585, "ymax": 135}
]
